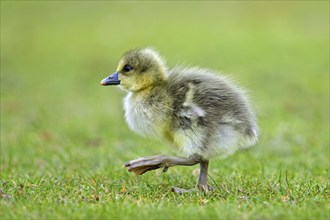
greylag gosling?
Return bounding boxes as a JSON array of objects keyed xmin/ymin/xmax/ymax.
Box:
[{"xmin": 101, "ymin": 48, "xmax": 258, "ymax": 192}]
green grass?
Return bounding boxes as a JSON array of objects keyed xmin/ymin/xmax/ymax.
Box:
[{"xmin": 1, "ymin": 1, "xmax": 329, "ymax": 219}]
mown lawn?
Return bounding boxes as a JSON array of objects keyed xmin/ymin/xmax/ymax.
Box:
[{"xmin": 1, "ymin": 1, "xmax": 329, "ymax": 219}]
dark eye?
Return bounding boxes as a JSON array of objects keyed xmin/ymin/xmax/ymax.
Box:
[{"xmin": 123, "ymin": 64, "xmax": 133, "ymax": 72}]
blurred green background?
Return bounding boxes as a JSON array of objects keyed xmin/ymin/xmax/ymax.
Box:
[{"xmin": 1, "ymin": 1, "xmax": 329, "ymax": 219}]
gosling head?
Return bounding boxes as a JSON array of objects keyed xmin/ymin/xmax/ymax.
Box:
[{"xmin": 101, "ymin": 48, "xmax": 167, "ymax": 92}]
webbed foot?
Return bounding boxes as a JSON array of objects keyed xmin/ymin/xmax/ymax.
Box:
[
  {"xmin": 197, "ymin": 184, "xmax": 214, "ymax": 193},
  {"xmin": 170, "ymin": 185, "xmax": 214, "ymax": 194},
  {"xmin": 170, "ymin": 186, "xmax": 193, "ymax": 194},
  {"xmin": 124, "ymin": 155, "xmax": 169, "ymax": 175},
  {"xmin": 124, "ymin": 155, "xmax": 200, "ymax": 175}
]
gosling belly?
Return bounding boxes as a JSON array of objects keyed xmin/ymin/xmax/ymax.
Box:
[{"xmin": 172, "ymin": 124, "xmax": 255, "ymax": 159}]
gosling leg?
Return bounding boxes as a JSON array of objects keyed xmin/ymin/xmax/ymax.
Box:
[
  {"xmin": 172, "ymin": 160, "xmax": 213, "ymax": 193},
  {"xmin": 197, "ymin": 159, "xmax": 213, "ymax": 192},
  {"xmin": 124, "ymin": 155, "xmax": 200, "ymax": 175},
  {"xmin": 124, "ymin": 155, "xmax": 213, "ymax": 193}
]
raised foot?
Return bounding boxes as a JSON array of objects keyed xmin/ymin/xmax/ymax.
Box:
[{"xmin": 124, "ymin": 155, "xmax": 169, "ymax": 175}]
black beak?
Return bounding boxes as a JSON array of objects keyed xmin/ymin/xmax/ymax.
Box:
[{"xmin": 100, "ymin": 72, "xmax": 121, "ymax": 86}]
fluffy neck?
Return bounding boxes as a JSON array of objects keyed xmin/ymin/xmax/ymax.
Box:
[{"xmin": 130, "ymin": 79, "xmax": 166, "ymax": 98}]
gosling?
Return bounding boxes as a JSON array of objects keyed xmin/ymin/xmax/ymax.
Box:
[{"xmin": 101, "ymin": 48, "xmax": 258, "ymax": 192}]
